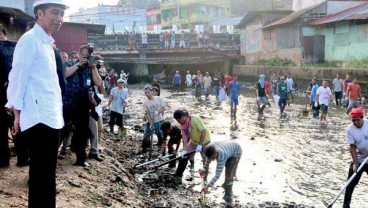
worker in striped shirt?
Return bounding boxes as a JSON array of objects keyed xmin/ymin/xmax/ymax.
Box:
[{"xmin": 199, "ymin": 141, "xmax": 242, "ymax": 203}]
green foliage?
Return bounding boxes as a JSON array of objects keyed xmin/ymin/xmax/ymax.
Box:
[
  {"xmin": 347, "ymin": 60, "xmax": 368, "ymax": 69},
  {"xmin": 305, "ymin": 61, "xmax": 337, "ymax": 68},
  {"xmin": 258, "ymin": 57, "xmax": 295, "ymax": 66}
]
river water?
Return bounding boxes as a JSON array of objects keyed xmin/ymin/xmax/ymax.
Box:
[{"xmin": 127, "ymin": 83, "xmax": 368, "ymax": 208}]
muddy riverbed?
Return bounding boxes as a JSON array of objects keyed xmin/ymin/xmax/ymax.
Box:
[
  {"xmin": 133, "ymin": 83, "xmax": 367, "ymax": 208},
  {"xmin": 0, "ymin": 83, "xmax": 367, "ymax": 208}
]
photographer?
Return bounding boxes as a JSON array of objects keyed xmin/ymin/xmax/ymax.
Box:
[{"xmin": 61, "ymin": 45, "xmax": 102, "ymax": 167}]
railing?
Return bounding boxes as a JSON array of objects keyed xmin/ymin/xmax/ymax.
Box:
[{"xmin": 87, "ymin": 33, "xmax": 240, "ymax": 51}]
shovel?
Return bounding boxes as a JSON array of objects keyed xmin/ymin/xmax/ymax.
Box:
[
  {"xmin": 143, "ymin": 151, "xmax": 196, "ymax": 174},
  {"xmin": 134, "ymin": 154, "xmax": 174, "ymax": 169},
  {"xmin": 199, "ymin": 172, "xmax": 206, "ymax": 208},
  {"xmin": 323, "ymin": 156, "xmax": 368, "ymax": 208}
]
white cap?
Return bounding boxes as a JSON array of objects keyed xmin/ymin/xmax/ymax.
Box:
[
  {"xmin": 33, "ymin": 0, "xmax": 70, "ymax": 9},
  {"xmin": 117, "ymin": 79, "xmax": 124, "ymax": 83}
]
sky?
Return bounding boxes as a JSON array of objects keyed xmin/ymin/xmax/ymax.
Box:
[{"xmin": 65, "ymin": 0, "xmax": 120, "ymax": 20}]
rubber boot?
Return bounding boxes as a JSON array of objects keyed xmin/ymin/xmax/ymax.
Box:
[{"xmin": 222, "ymin": 183, "xmax": 233, "ymax": 203}]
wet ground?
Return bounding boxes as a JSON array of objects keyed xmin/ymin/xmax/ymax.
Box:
[
  {"xmin": 1, "ymin": 83, "xmax": 367, "ymax": 208},
  {"xmin": 125, "ymin": 83, "xmax": 368, "ymax": 208}
]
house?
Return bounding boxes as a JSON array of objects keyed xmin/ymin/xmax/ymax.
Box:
[
  {"xmin": 260, "ymin": 0, "xmax": 364, "ymax": 66},
  {"xmin": 53, "ymin": 22, "xmax": 105, "ymax": 54},
  {"xmin": 237, "ymin": 10, "xmax": 292, "ymax": 64},
  {"xmin": 309, "ymin": 2, "xmax": 368, "ymax": 63},
  {"xmin": 0, "ymin": 6, "xmax": 34, "ymax": 40}
]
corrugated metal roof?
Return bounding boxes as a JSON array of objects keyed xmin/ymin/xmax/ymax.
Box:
[
  {"xmin": 310, "ymin": 1, "xmax": 368, "ymax": 25},
  {"xmin": 263, "ymin": 1, "xmax": 326, "ymax": 29},
  {"xmin": 0, "ymin": 6, "xmax": 34, "ymax": 23}
]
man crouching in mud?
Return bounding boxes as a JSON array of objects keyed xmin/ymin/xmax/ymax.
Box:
[{"xmin": 199, "ymin": 140, "xmax": 242, "ymax": 203}]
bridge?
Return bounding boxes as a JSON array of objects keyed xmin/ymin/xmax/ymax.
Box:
[{"xmin": 87, "ymin": 33, "xmax": 242, "ymax": 81}]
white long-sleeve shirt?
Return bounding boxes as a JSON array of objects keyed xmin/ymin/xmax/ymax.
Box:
[{"xmin": 6, "ymin": 23, "xmax": 64, "ymax": 131}]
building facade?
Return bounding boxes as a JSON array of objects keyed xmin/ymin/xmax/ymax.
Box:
[
  {"xmin": 160, "ymin": 0, "xmax": 231, "ymax": 32},
  {"xmin": 146, "ymin": 4, "xmax": 161, "ymax": 33},
  {"xmin": 240, "ymin": 1, "xmax": 364, "ymax": 66},
  {"xmin": 69, "ymin": 5, "xmax": 146, "ymax": 34}
]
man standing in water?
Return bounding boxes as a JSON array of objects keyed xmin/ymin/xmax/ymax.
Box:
[
  {"xmin": 346, "ymin": 79, "xmax": 361, "ymax": 114},
  {"xmin": 255, "ymin": 74, "xmax": 270, "ymax": 115},
  {"xmin": 332, "ymin": 73, "xmax": 343, "ymax": 106},
  {"xmin": 229, "ymin": 75, "xmax": 241, "ymax": 120},
  {"xmin": 277, "ymin": 76, "xmax": 288, "ymax": 116},
  {"xmin": 316, "ymin": 80, "xmax": 332, "ymax": 125},
  {"xmin": 343, "ymin": 107, "xmax": 368, "ymax": 208},
  {"xmin": 6, "ymin": 0, "xmax": 68, "ymax": 207}
]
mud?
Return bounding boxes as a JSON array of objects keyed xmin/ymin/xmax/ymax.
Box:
[{"xmin": 0, "ymin": 83, "xmax": 367, "ymax": 208}]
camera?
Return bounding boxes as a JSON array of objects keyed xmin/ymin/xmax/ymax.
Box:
[{"xmin": 86, "ymin": 43, "xmax": 96, "ymax": 65}]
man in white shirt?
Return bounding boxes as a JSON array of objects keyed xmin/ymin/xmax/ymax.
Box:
[
  {"xmin": 185, "ymin": 70, "xmax": 192, "ymax": 87},
  {"xmin": 141, "ymin": 84, "xmax": 166, "ymax": 155},
  {"xmin": 203, "ymin": 72, "xmax": 212, "ymax": 98},
  {"xmin": 316, "ymin": 80, "xmax": 332, "ymax": 124},
  {"xmin": 5, "ymin": 1, "xmax": 68, "ymax": 207},
  {"xmin": 343, "ymin": 107, "xmax": 368, "ymax": 207}
]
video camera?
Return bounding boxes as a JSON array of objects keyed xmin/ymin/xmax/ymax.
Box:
[{"xmin": 86, "ymin": 43, "xmax": 96, "ymax": 65}]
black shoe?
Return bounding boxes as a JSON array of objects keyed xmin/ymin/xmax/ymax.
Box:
[
  {"xmin": 16, "ymin": 160, "xmax": 30, "ymax": 167},
  {"xmin": 73, "ymin": 161, "xmax": 90, "ymax": 167},
  {"xmin": 88, "ymin": 153, "xmax": 104, "ymax": 162}
]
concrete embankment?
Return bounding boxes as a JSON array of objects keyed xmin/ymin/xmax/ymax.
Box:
[{"xmin": 234, "ymin": 65, "xmax": 368, "ymax": 84}]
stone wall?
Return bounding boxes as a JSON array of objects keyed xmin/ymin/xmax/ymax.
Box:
[{"xmin": 233, "ymin": 65, "xmax": 368, "ymax": 83}]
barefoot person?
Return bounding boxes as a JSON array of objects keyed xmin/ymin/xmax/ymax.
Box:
[{"xmin": 316, "ymin": 80, "xmax": 332, "ymax": 124}]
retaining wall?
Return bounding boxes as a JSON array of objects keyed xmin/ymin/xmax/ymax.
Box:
[{"xmin": 234, "ymin": 65, "xmax": 368, "ymax": 83}]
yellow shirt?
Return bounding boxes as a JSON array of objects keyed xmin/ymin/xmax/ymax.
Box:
[{"xmin": 189, "ymin": 115, "xmax": 210, "ymax": 145}]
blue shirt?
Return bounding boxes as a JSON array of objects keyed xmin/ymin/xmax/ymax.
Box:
[
  {"xmin": 229, "ymin": 81, "xmax": 240, "ymax": 98},
  {"xmin": 310, "ymin": 84, "xmax": 319, "ymax": 103},
  {"xmin": 63, "ymin": 60, "xmax": 94, "ymax": 109},
  {"xmin": 173, "ymin": 74, "xmax": 181, "ymax": 85}
]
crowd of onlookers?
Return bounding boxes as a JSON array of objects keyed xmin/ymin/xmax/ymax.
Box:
[{"xmin": 120, "ymin": 30, "xmax": 238, "ymax": 50}]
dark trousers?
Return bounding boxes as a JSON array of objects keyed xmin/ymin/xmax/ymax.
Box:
[
  {"xmin": 335, "ymin": 91, "xmax": 342, "ymax": 106},
  {"xmin": 0, "ymin": 107, "xmax": 10, "ymax": 166},
  {"xmin": 109, "ymin": 111, "xmax": 123, "ymax": 131},
  {"xmin": 62, "ymin": 107, "xmax": 90, "ymax": 163},
  {"xmin": 23, "ymin": 123, "xmax": 60, "ymax": 208},
  {"xmin": 343, "ymin": 163, "xmax": 368, "ymax": 208},
  {"xmin": 0, "ymin": 124, "xmax": 10, "ymax": 166},
  {"xmin": 13, "ymin": 132, "xmax": 29, "ymax": 164},
  {"xmin": 278, "ymin": 98, "xmax": 287, "ymax": 113},
  {"xmin": 224, "ymin": 156, "xmax": 240, "ymax": 185}
]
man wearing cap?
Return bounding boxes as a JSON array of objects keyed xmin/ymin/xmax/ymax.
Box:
[
  {"xmin": 343, "ymin": 107, "xmax": 368, "ymax": 208},
  {"xmin": 108, "ymin": 79, "xmax": 128, "ymax": 134},
  {"xmin": 5, "ymin": 0, "xmax": 68, "ymax": 207},
  {"xmin": 141, "ymin": 85, "xmax": 166, "ymax": 155}
]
